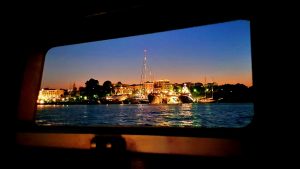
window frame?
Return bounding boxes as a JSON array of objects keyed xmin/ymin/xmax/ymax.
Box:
[{"xmin": 16, "ymin": 13, "xmax": 257, "ymax": 157}]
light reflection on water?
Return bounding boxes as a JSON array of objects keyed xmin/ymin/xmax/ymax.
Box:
[{"xmin": 36, "ymin": 103, "xmax": 254, "ymax": 128}]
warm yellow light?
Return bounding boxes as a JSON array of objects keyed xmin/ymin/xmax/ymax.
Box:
[{"xmin": 38, "ymin": 100, "xmax": 45, "ymax": 104}]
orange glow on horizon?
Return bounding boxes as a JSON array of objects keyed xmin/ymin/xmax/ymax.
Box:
[{"xmin": 42, "ymin": 75, "xmax": 252, "ymax": 90}]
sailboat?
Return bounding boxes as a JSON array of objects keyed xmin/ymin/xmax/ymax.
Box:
[
  {"xmin": 129, "ymin": 49, "xmax": 152, "ymax": 104},
  {"xmin": 198, "ymin": 80, "xmax": 216, "ymax": 103}
]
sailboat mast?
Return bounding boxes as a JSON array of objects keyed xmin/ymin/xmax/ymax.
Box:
[
  {"xmin": 204, "ymin": 77, "xmax": 207, "ymax": 99},
  {"xmin": 140, "ymin": 49, "xmax": 148, "ymax": 95},
  {"xmin": 211, "ymin": 85, "xmax": 213, "ymax": 99}
]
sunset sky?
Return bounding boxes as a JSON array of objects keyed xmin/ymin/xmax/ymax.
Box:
[{"xmin": 42, "ymin": 20, "xmax": 252, "ymax": 89}]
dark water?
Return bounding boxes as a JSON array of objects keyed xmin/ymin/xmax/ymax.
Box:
[{"xmin": 35, "ymin": 103, "xmax": 254, "ymax": 128}]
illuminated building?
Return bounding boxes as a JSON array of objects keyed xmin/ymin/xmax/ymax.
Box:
[
  {"xmin": 143, "ymin": 81, "xmax": 154, "ymax": 94},
  {"xmin": 37, "ymin": 89, "xmax": 65, "ymax": 103}
]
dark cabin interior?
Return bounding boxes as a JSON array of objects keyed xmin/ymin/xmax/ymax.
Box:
[{"xmin": 7, "ymin": 1, "xmax": 293, "ymax": 168}]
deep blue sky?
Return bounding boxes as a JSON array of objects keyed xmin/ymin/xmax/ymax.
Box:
[{"xmin": 42, "ymin": 20, "xmax": 252, "ymax": 89}]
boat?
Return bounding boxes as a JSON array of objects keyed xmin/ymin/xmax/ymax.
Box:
[
  {"xmin": 129, "ymin": 93, "xmax": 149, "ymax": 104},
  {"xmin": 148, "ymin": 92, "xmax": 181, "ymax": 104},
  {"xmin": 198, "ymin": 97, "xmax": 216, "ymax": 103},
  {"xmin": 198, "ymin": 82, "xmax": 216, "ymax": 103},
  {"xmin": 148, "ymin": 93, "xmax": 163, "ymax": 104},
  {"xmin": 179, "ymin": 84, "xmax": 194, "ymax": 103},
  {"xmin": 179, "ymin": 94, "xmax": 194, "ymax": 103},
  {"xmin": 100, "ymin": 94, "xmax": 128, "ymax": 104},
  {"xmin": 166, "ymin": 95, "xmax": 181, "ymax": 104}
]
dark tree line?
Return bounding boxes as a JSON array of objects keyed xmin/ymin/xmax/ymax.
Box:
[
  {"xmin": 79, "ymin": 78, "xmax": 114, "ymax": 102},
  {"xmin": 188, "ymin": 83, "xmax": 253, "ymax": 102},
  {"xmin": 213, "ymin": 84, "xmax": 253, "ymax": 102}
]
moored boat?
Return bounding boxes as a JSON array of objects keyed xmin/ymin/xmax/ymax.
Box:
[
  {"xmin": 198, "ymin": 97, "xmax": 216, "ymax": 103},
  {"xmin": 179, "ymin": 94, "xmax": 194, "ymax": 103},
  {"xmin": 178, "ymin": 83, "xmax": 194, "ymax": 103}
]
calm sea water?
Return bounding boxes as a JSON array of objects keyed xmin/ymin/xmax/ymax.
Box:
[{"xmin": 35, "ymin": 103, "xmax": 254, "ymax": 128}]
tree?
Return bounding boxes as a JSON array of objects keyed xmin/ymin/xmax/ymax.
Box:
[
  {"xmin": 71, "ymin": 83, "xmax": 77, "ymax": 97},
  {"xmin": 103, "ymin": 80, "xmax": 114, "ymax": 95},
  {"xmin": 190, "ymin": 86, "xmax": 202, "ymax": 97},
  {"xmin": 85, "ymin": 78, "xmax": 102, "ymax": 100},
  {"xmin": 173, "ymin": 85, "xmax": 182, "ymax": 93},
  {"xmin": 115, "ymin": 81, "xmax": 122, "ymax": 87},
  {"xmin": 79, "ymin": 86, "xmax": 86, "ymax": 96},
  {"xmin": 214, "ymin": 83, "xmax": 252, "ymax": 102}
]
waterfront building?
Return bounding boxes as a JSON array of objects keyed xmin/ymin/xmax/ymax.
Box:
[{"xmin": 37, "ymin": 89, "xmax": 65, "ymax": 103}]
